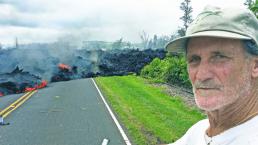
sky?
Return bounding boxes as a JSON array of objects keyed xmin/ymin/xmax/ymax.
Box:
[{"xmin": 0, "ymin": 0, "xmax": 247, "ymax": 46}]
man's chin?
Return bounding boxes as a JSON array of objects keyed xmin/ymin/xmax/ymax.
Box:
[
  {"xmin": 197, "ymin": 104, "xmax": 221, "ymax": 111},
  {"xmin": 195, "ymin": 96, "xmax": 223, "ymax": 111}
]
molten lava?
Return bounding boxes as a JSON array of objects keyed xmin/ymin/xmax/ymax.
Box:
[
  {"xmin": 25, "ymin": 80, "xmax": 48, "ymax": 92},
  {"xmin": 0, "ymin": 67, "xmax": 48, "ymax": 96},
  {"xmin": 58, "ymin": 63, "xmax": 71, "ymax": 71},
  {"xmin": 51, "ymin": 63, "xmax": 79, "ymax": 82}
]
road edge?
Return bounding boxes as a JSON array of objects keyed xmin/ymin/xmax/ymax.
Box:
[{"xmin": 91, "ymin": 78, "xmax": 132, "ymax": 145}]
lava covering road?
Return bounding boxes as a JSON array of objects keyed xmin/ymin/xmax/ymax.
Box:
[{"xmin": 0, "ymin": 47, "xmax": 166, "ymax": 96}]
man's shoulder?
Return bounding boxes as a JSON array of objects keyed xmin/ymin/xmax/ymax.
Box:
[
  {"xmin": 188, "ymin": 118, "xmax": 209, "ymax": 132},
  {"xmin": 183, "ymin": 119, "xmax": 209, "ymax": 140},
  {"xmin": 168, "ymin": 119, "xmax": 209, "ymax": 145},
  {"xmin": 232, "ymin": 115, "xmax": 258, "ymax": 144}
]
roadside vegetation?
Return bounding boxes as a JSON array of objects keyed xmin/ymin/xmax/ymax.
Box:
[
  {"xmin": 250, "ymin": 0, "xmax": 258, "ymax": 18},
  {"xmin": 95, "ymin": 76, "xmax": 204, "ymax": 145},
  {"xmin": 141, "ymin": 54, "xmax": 191, "ymax": 89}
]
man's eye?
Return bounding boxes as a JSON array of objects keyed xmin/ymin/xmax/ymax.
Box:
[
  {"xmin": 211, "ymin": 54, "xmax": 230, "ymax": 62},
  {"xmin": 213, "ymin": 54, "xmax": 227, "ymax": 59},
  {"xmin": 188, "ymin": 56, "xmax": 200, "ymax": 64}
]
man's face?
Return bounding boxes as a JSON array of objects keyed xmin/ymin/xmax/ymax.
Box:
[{"xmin": 187, "ymin": 37, "xmax": 252, "ymax": 111}]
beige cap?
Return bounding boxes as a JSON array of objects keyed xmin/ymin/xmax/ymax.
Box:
[{"xmin": 166, "ymin": 6, "xmax": 258, "ymax": 52}]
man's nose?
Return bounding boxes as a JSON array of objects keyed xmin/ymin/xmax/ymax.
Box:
[{"xmin": 195, "ymin": 61, "xmax": 214, "ymax": 82}]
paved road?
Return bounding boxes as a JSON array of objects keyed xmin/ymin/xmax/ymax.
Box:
[{"xmin": 0, "ymin": 79, "xmax": 125, "ymax": 145}]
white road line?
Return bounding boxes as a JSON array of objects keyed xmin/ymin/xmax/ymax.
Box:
[
  {"xmin": 101, "ymin": 138, "xmax": 109, "ymax": 145},
  {"xmin": 91, "ymin": 78, "xmax": 132, "ymax": 145}
]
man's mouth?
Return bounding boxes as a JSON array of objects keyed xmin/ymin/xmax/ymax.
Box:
[{"xmin": 195, "ymin": 87, "xmax": 220, "ymax": 90}]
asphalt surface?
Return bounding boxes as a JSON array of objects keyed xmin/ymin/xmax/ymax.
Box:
[{"xmin": 0, "ymin": 79, "xmax": 125, "ymax": 145}]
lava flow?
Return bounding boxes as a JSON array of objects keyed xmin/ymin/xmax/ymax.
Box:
[{"xmin": 0, "ymin": 67, "xmax": 48, "ymax": 96}]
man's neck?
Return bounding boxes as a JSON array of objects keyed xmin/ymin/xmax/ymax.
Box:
[{"xmin": 206, "ymin": 91, "xmax": 258, "ymax": 137}]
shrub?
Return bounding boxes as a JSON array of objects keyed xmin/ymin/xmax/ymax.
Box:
[{"xmin": 141, "ymin": 55, "xmax": 191, "ymax": 88}]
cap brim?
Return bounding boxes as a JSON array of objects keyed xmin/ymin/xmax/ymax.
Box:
[{"xmin": 165, "ymin": 31, "xmax": 252, "ymax": 53}]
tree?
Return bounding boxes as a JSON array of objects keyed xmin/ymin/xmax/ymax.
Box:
[
  {"xmin": 177, "ymin": 27, "xmax": 186, "ymax": 37},
  {"xmin": 179, "ymin": 0, "xmax": 193, "ymax": 36},
  {"xmin": 125, "ymin": 42, "xmax": 133, "ymax": 49},
  {"xmin": 145, "ymin": 34, "xmax": 172, "ymax": 49},
  {"xmin": 152, "ymin": 34, "xmax": 158, "ymax": 48},
  {"xmin": 139, "ymin": 31, "xmax": 149, "ymax": 49},
  {"xmin": 112, "ymin": 38, "xmax": 123, "ymax": 49},
  {"xmin": 250, "ymin": 0, "xmax": 258, "ymax": 18},
  {"xmin": 244, "ymin": 0, "xmax": 254, "ymax": 8}
]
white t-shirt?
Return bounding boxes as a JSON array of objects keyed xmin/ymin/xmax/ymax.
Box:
[{"xmin": 169, "ymin": 115, "xmax": 258, "ymax": 145}]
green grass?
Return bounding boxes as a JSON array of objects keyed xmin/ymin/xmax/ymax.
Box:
[{"xmin": 95, "ymin": 75, "xmax": 205, "ymax": 145}]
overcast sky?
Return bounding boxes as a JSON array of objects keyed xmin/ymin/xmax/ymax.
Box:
[{"xmin": 0, "ymin": 0, "xmax": 246, "ymax": 45}]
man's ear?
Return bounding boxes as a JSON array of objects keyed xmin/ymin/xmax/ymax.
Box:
[{"xmin": 251, "ymin": 59, "xmax": 258, "ymax": 78}]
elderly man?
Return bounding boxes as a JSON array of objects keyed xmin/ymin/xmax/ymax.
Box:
[{"xmin": 166, "ymin": 6, "xmax": 258, "ymax": 145}]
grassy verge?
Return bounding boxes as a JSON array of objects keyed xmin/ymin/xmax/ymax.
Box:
[{"xmin": 95, "ymin": 75, "xmax": 205, "ymax": 145}]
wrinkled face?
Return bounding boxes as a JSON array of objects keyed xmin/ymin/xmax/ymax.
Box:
[{"xmin": 187, "ymin": 37, "xmax": 252, "ymax": 111}]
